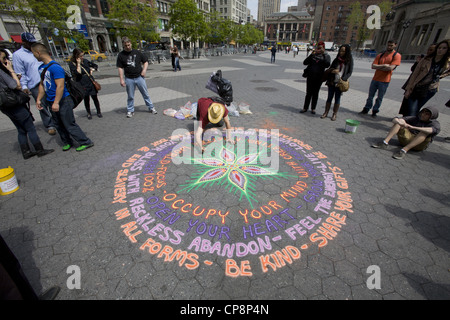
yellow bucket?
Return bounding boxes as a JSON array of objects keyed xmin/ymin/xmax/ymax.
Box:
[{"xmin": 0, "ymin": 167, "xmax": 19, "ymax": 195}]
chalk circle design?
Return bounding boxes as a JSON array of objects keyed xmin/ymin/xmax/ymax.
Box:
[{"xmin": 112, "ymin": 129, "xmax": 353, "ymax": 277}]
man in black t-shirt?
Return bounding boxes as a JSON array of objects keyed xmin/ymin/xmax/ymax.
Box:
[{"xmin": 117, "ymin": 37, "xmax": 157, "ymax": 118}]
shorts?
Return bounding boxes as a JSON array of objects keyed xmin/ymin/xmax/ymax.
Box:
[{"xmin": 397, "ymin": 128, "xmax": 431, "ymax": 151}]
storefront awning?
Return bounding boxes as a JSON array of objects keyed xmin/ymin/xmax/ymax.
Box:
[{"xmin": 11, "ymin": 35, "xmax": 22, "ymax": 43}]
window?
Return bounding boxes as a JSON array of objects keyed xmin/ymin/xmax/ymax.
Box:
[
  {"xmin": 99, "ymin": 0, "xmax": 109, "ymax": 15},
  {"xmin": 417, "ymin": 25, "xmax": 429, "ymax": 46},
  {"xmin": 4, "ymin": 22, "xmax": 23, "ymax": 34},
  {"xmin": 433, "ymin": 29, "xmax": 442, "ymax": 44},
  {"xmin": 423, "ymin": 23, "xmax": 434, "ymax": 46},
  {"xmin": 410, "ymin": 26, "xmax": 420, "ymax": 46},
  {"xmin": 87, "ymin": 0, "xmax": 99, "ymax": 17}
]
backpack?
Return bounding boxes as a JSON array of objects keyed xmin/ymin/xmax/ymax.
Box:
[
  {"xmin": 40, "ymin": 61, "xmax": 84, "ymax": 108},
  {"xmin": 378, "ymin": 50, "xmax": 398, "ymax": 70}
]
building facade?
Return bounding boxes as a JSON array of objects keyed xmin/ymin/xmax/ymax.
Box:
[
  {"xmin": 264, "ymin": 11, "xmax": 314, "ymax": 46},
  {"xmin": 210, "ymin": 0, "xmax": 247, "ymax": 24},
  {"xmin": 315, "ymin": 0, "xmax": 389, "ymax": 47},
  {"xmin": 258, "ymin": 0, "xmax": 281, "ymax": 27},
  {"xmin": 373, "ymin": 0, "xmax": 450, "ymax": 59}
]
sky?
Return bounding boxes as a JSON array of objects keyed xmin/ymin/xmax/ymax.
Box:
[{"xmin": 247, "ymin": 0, "xmax": 296, "ymax": 19}]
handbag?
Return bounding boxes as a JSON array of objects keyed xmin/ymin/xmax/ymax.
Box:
[
  {"xmin": 336, "ymin": 78, "xmax": 349, "ymax": 92},
  {"xmin": 410, "ymin": 83, "xmax": 429, "ymax": 99},
  {"xmin": 0, "ymin": 87, "xmax": 30, "ymax": 109},
  {"xmin": 80, "ymin": 65, "xmax": 101, "ymax": 91},
  {"xmin": 302, "ymin": 67, "xmax": 309, "ymax": 78},
  {"xmin": 322, "ymin": 68, "xmax": 333, "ymax": 82}
]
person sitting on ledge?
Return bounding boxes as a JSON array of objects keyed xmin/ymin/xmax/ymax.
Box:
[{"xmin": 371, "ymin": 106, "xmax": 440, "ymax": 160}]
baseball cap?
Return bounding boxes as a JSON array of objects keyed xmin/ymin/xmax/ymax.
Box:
[{"xmin": 21, "ymin": 32, "xmax": 37, "ymax": 43}]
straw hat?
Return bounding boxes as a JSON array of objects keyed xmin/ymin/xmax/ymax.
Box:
[{"xmin": 208, "ymin": 102, "xmax": 225, "ymax": 124}]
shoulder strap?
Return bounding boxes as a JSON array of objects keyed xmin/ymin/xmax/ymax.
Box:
[
  {"xmin": 379, "ymin": 50, "xmax": 397, "ymax": 63},
  {"xmin": 40, "ymin": 61, "xmax": 58, "ymax": 83}
]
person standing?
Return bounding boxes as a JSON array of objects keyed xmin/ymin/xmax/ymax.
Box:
[
  {"xmin": 171, "ymin": 45, "xmax": 181, "ymax": 72},
  {"xmin": 322, "ymin": 44, "xmax": 353, "ymax": 121},
  {"xmin": 300, "ymin": 41, "xmax": 330, "ymax": 114},
  {"xmin": 271, "ymin": 46, "xmax": 276, "ymax": 63},
  {"xmin": 399, "ymin": 43, "xmax": 437, "ymax": 115},
  {"xmin": 293, "ymin": 46, "xmax": 298, "ymax": 57},
  {"xmin": 0, "ymin": 49, "xmax": 54, "ymax": 159},
  {"xmin": 12, "ymin": 32, "xmax": 56, "ymax": 135},
  {"xmin": 360, "ymin": 40, "xmax": 401, "ymax": 117},
  {"xmin": 31, "ymin": 43, "xmax": 94, "ymax": 152},
  {"xmin": 69, "ymin": 48, "xmax": 102, "ymax": 119},
  {"xmin": 117, "ymin": 37, "xmax": 157, "ymax": 118},
  {"xmin": 403, "ymin": 39, "xmax": 450, "ymax": 116}
]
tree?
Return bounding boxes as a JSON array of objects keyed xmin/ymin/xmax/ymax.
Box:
[
  {"xmin": 347, "ymin": 0, "xmax": 393, "ymax": 50},
  {"xmin": 1, "ymin": 0, "xmax": 89, "ymax": 51},
  {"xmin": 107, "ymin": 0, "xmax": 159, "ymax": 48},
  {"xmin": 169, "ymin": 0, "xmax": 204, "ymax": 49}
]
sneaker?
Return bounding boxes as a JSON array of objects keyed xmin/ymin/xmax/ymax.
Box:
[
  {"xmin": 371, "ymin": 141, "xmax": 388, "ymax": 149},
  {"xmin": 371, "ymin": 113, "xmax": 377, "ymax": 118},
  {"xmin": 149, "ymin": 108, "xmax": 157, "ymax": 114},
  {"xmin": 76, "ymin": 143, "xmax": 94, "ymax": 152},
  {"xmin": 392, "ymin": 150, "xmax": 406, "ymax": 160},
  {"xmin": 48, "ymin": 128, "xmax": 56, "ymax": 135},
  {"xmin": 359, "ymin": 109, "xmax": 369, "ymax": 115},
  {"xmin": 126, "ymin": 112, "xmax": 134, "ymax": 118},
  {"xmin": 62, "ymin": 144, "xmax": 72, "ymax": 151}
]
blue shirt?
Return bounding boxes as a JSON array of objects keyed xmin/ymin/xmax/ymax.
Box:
[
  {"xmin": 38, "ymin": 61, "xmax": 70, "ymax": 102},
  {"xmin": 12, "ymin": 47, "xmax": 43, "ymax": 90}
]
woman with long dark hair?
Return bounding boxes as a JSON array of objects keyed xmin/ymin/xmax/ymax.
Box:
[
  {"xmin": 0, "ymin": 49, "xmax": 53, "ymax": 159},
  {"xmin": 321, "ymin": 44, "xmax": 353, "ymax": 121},
  {"xmin": 69, "ymin": 48, "xmax": 102, "ymax": 119},
  {"xmin": 404, "ymin": 39, "xmax": 450, "ymax": 116}
]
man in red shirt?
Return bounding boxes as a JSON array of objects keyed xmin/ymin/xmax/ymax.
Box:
[
  {"xmin": 194, "ymin": 97, "xmax": 233, "ymax": 153},
  {"xmin": 360, "ymin": 40, "xmax": 401, "ymax": 117}
]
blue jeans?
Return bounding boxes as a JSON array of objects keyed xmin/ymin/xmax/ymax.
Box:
[
  {"xmin": 125, "ymin": 76, "xmax": 154, "ymax": 112},
  {"xmin": 326, "ymin": 85, "xmax": 342, "ymax": 105},
  {"xmin": 30, "ymin": 84, "xmax": 56, "ymax": 130},
  {"xmin": 50, "ymin": 96, "xmax": 92, "ymax": 146},
  {"xmin": 1, "ymin": 104, "xmax": 41, "ymax": 146},
  {"xmin": 174, "ymin": 57, "xmax": 181, "ymax": 71},
  {"xmin": 364, "ymin": 80, "xmax": 390, "ymax": 113},
  {"xmin": 406, "ymin": 90, "xmax": 436, "ymax": 116}
]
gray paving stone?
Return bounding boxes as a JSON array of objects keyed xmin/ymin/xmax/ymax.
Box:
[{"xmin": 0, "ymin": 51, "xmax": 449, "ymax": 301}]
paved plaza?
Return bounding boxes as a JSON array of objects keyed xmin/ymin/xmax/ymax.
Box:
[{"xmin": 0, "ymin": 49, "xmax": 449, "ymax": 303}]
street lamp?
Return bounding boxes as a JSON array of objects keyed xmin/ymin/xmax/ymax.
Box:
[{"xmin": 398, "ymin": 19, "xmax": 411, "ymax": 52}]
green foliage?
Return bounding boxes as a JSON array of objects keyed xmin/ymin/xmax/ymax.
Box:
[
  {"xmin": 2, "ymin": 0, "xmax": 90, "ymax": 48},
  {"xmin": 346, "ymin": 0, "xmax": 393, "ymax": 49},
  {"xmin": 107, "ymin": 0, "xmax": 159, "ymax": 48},
  {"xmin": 169, "ymin": 0, "xmax": 206, "ymax": 46},
  {"xmin": 203, "ymin": 10, "xmax": 262, "ymax": 46}
]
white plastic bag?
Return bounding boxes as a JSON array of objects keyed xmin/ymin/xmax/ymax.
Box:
[
  {"xmin": 238, "ymin": 102, "xmax": 252, "ymax": 114},
  {"xmin": 226, "ymin": 103, "xmax": 240, "ymax": 117},
  {"xmin": 174, "ymin": 110, "xmax": 185, "ymax": 120},
  {"xmin": 190, "ymin": 102, "xmax": 198, "ymax": 119},
  {"xmin": 163, "ymin": 108, "xmax": 177, "ymax": 117},
  {"xmin": 180, "ymin": 101, "xmax": 192, "ymax": 118}
]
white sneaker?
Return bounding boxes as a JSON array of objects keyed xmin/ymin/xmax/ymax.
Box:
[
  {"xmin": 149, "ymin": 108, "xmax": 157, "ymax": 114},
  {"xmin": 127, "ymin": 112, "xmax": 134, "ymax": 118}
]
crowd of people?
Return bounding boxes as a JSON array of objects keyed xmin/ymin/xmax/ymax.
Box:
[
  {"xmin": 1, "ymin": 33, "xmax": 449, "ymax": 162},
  {"xmin": 299, "ymin": 38, "xmax": 449, "ymax": 160}
]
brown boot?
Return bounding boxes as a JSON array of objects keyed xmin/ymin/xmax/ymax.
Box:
[
  {"xmin": 321, "ymin": 102, "xmax": 331, "ymax": 119},
  {"xmin": 331, "ymin": 104, "xmax": 340, "ymax": 121}
]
